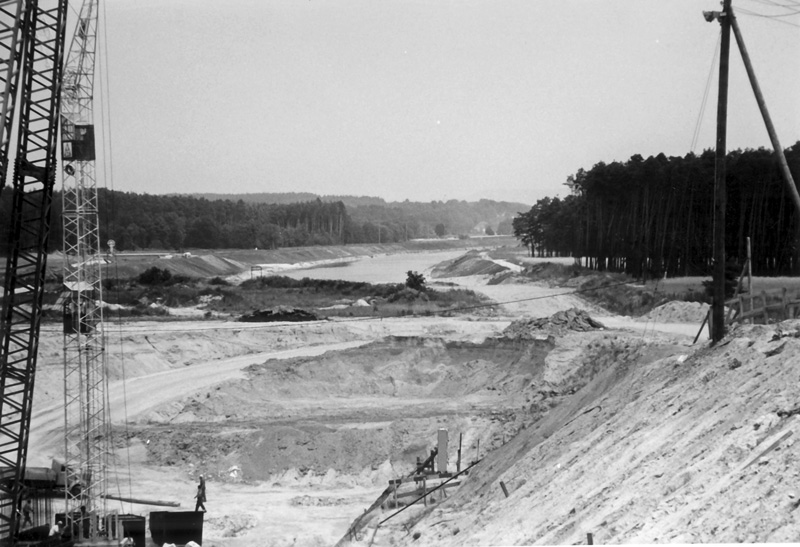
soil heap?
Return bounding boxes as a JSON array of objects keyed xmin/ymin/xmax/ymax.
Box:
[{"xmin": 503, "ymin": 308, "xmax": 606, "ymax": 338}]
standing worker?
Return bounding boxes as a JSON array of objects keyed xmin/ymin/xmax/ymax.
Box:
[
  {"xmin": 194, "ymin": 475, "xmax": 206, "ymax": 512},
  {"xmin": 22, "ymin": 498, "xmax": 33, "ymax": 527}
]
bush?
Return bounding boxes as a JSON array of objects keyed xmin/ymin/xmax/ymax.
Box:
[
  {"xmin": 405, "ymin": 270, "xmax": 426, "ymax": 292},
  {"xmin": 138, "ymin": 267, "xmax": 172, "ymax": 285}
]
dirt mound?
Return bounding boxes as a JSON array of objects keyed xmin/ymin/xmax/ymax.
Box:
[
  {"xmin": 239, "ymin": 307, "xmax": 319, "ymax": 322},
  {"xmin": 639, "ymin": 300, "xmax": 709, "ymax": 323},
  {"xmin": 105, "ymin": 253, "xmax": 248, "ymax": 280},
  {"xmin": 503, "ymin": 308, "xmax": 606, "ymax": 338},
  {"xmin": 430, "ymin": 250, "xmax": 509, "ymax": 278},
  {"xmin": 183, "ymin": 337, "xmax": 553, "ymax": 407},
  {"xmin": 521, "ymin": 262, "xmax": 576, "ymax": 282}
]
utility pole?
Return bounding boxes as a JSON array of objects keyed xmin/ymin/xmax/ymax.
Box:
[
  {"xmin": 730, "ymin": 13, "xmax": 800, "ymax": 274},
  {"xmin": 730, "ymin": 15, "xmax": 800, "ymax": 215},
  {"xmin": 704, "ymin": 0, "xmax": 732, "ymax": 343}
]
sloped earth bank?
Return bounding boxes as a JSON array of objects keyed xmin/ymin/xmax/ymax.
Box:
[{"xmin": 350, "ymin": 322, "xmax": 800, "ymax": 545}]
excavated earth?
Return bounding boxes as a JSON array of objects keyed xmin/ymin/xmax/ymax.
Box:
[{"xmin": 27, "ymin": 246, "xmax": 800, "ymax": 546}]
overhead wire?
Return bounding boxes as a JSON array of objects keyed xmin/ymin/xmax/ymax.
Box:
[
  {"xmin": 742, "ymin": 0, "xmax": 800, "ymax": 9},
  {"xmin": 691, "ymin": 29, "xmax": 721, "ymax": 153},
  {"xmin": 736, "ymin": 5, "xmax": 800, "ymax": 26},
  {"xmin": 640, "ymin": 277, "xmax": 663, "ymax": 340},
  {"xmin": 96, "ymin": 0, "xmax": 134, "ymax": 516}
]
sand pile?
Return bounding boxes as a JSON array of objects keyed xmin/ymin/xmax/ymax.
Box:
[
  {"xmin": 430, "ymin": 250, "xmax": 510, "ymax": 278},
  {"xmin": 503, "ymin": 308, "xmax": 605, "ymax": 338},
  {"xmin": 639, "ymin": 300, "xmax": 709, "ymax": 323}
]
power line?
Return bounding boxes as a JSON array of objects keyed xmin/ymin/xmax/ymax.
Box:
[
  {"xmin": 691, "ymin": 29, "xmax": 721, "ymax": 153},
  {"xmin": 741, "ymin": 0, "xmax": 800, "ymax": 10},
  {"xmin": 736, "ymin": 6, "xmax": 800, "ymax": 27}
]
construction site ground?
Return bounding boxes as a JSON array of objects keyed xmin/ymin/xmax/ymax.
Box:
[{"xmin": 25, "ymin": 242, "xmax": 800, "ymax": 546}]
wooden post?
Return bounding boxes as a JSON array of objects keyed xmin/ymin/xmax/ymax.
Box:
[
  {"xmin": 738, "ymin": 294, "xmax": 746, "ymax": 324},
  {"xmin": 457, "ymin": 433, "xmax": 463, "ymax": 473},
  {"xmin": 728, "ymin": 261, "xmax": 749, "ymax": 323},
  {"xmin": 711, "ymin": 0, "xmax": 732, "ymax": 344},
  {"xmin": 782, "ymin": 287, "xmax": 788, "ymax": 320},
  {"xmin": 693, "ymin": 311, "xmax": 709, "ymax": 344},
  {"xmin": 762, "ymin": 290, "xmax": 769, "ymax": 324},
  {"xmin": 587, "ymin": 532, "xmax": 594, "ymax": 545},
  {"xmin": 499, "ymin": 481, "xmax": 509, "ymax": 498},
  {"xmin": 437, "ymin": 429, "xmax": 448, "ymax": 475},
  {"xmin": 747, "ymin": 237, "xmax": 752, "ymax": 295},
  {"xmin": 423, "ymin": 476, "xmax": 427, "ymax": 506}
]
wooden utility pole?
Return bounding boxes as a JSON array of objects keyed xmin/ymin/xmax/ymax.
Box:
[
  {"xmin": 730, "ymin": 15, "xmax": 800, "ymax": 216},
  {"xmin": 730, "ymin": 13, "xmax": 800, "ymax": 275},
  {"xmin": 709, "ymin": 0, "xmax": 733, "ymax": 343}
]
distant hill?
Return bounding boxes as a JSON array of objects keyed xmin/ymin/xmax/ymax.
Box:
[{"xmin": 191, "ymin": 192, "xmax": 387, "ymax": 208}]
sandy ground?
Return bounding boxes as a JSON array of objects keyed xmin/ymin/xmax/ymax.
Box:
[{"xmin": 25, "ymin": 247, "xmax": 715, "ymax": 546}]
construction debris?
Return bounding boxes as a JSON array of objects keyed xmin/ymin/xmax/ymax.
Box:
[
  {"xmin": 238, "ymin": 307, "xmax": 319, "ymax": 322},
  {"xmin": 503, "ymin": 308, "xmax": 605, "ymax": 338}
]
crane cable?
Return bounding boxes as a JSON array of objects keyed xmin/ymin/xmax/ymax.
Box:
[{"xmin": 95, "ymin": 0, "xmax": 135, "ymax": 516}]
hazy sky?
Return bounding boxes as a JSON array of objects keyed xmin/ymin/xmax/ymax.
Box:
[{"xmin": 90, "ymin": 0, "xmax": 800, "ymax": 205}]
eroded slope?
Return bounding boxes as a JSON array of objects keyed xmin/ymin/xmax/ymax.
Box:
[{"xmin": 363, "ymin": 322, "xmax": 800, "ymax": 545}]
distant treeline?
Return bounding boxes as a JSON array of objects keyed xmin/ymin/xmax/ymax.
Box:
[
  {"xmin": 194, "ymin": 193, "xmax": 524, "ymax": 241},
  {"xmin": 191, "ymin": 192, "xmax": 387, "ymax": 208},
  {"xmin": 513, "ymin": 143, "xmax": 800, "ymax": 277},
  {"xmin": 0, "ymin": 189, "xmax": 524, "ymax": 252}
]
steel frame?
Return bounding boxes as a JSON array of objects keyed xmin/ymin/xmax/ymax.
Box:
[
  {"xmin": 60, "ymin": 0, "xmax": 108, "ymax": 538},
  {"xmin": 0, "ymin": 0, "xmax": 26, "ymax": 192},
  {"xmin": 0, "ymin": 0, "xmax": 68, "ymax": 541}
]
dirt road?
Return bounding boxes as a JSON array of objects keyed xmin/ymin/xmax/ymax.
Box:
[{"xmin": 27, "ymin": 340, "xmax": 372, "ymax": 466}]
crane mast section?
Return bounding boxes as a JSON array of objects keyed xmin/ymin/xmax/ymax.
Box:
[
  {"xmin": 0, "ymin": 0, "xmax": 69, "ymax": 541},
  {"xmin": 0, "ymin": 0, "xmax": 26, "ymax": 192},
  {"xmin": 60, "ymin": 0, "xmax": 107, "ymax": 532}
]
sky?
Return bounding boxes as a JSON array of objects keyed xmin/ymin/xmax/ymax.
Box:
[{"xmin": 88, "ymin": 0, "xmax": 800, "ymax": 205}]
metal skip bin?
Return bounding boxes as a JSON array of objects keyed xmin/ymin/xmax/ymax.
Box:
[{"xmin": 149, "ymin": 511, "xmax": 204, "ymax": 546}]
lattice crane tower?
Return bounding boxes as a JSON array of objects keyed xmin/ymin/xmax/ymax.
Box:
[
  {"xmin": 60, "ymin": 0, "xmax": 108, "ymax": 536},
  {"xmin": 0, "ymin": 0, "xmax": 69, "ymax": 540}
]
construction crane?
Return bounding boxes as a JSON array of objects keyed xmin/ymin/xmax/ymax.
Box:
[
  {"xmin": 0, "ymin": 0, "xmax": 69, "ymax": 541},
  {"xmin": 60, "ymin": 0, "xmax": 109, "ymax": 540}
]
